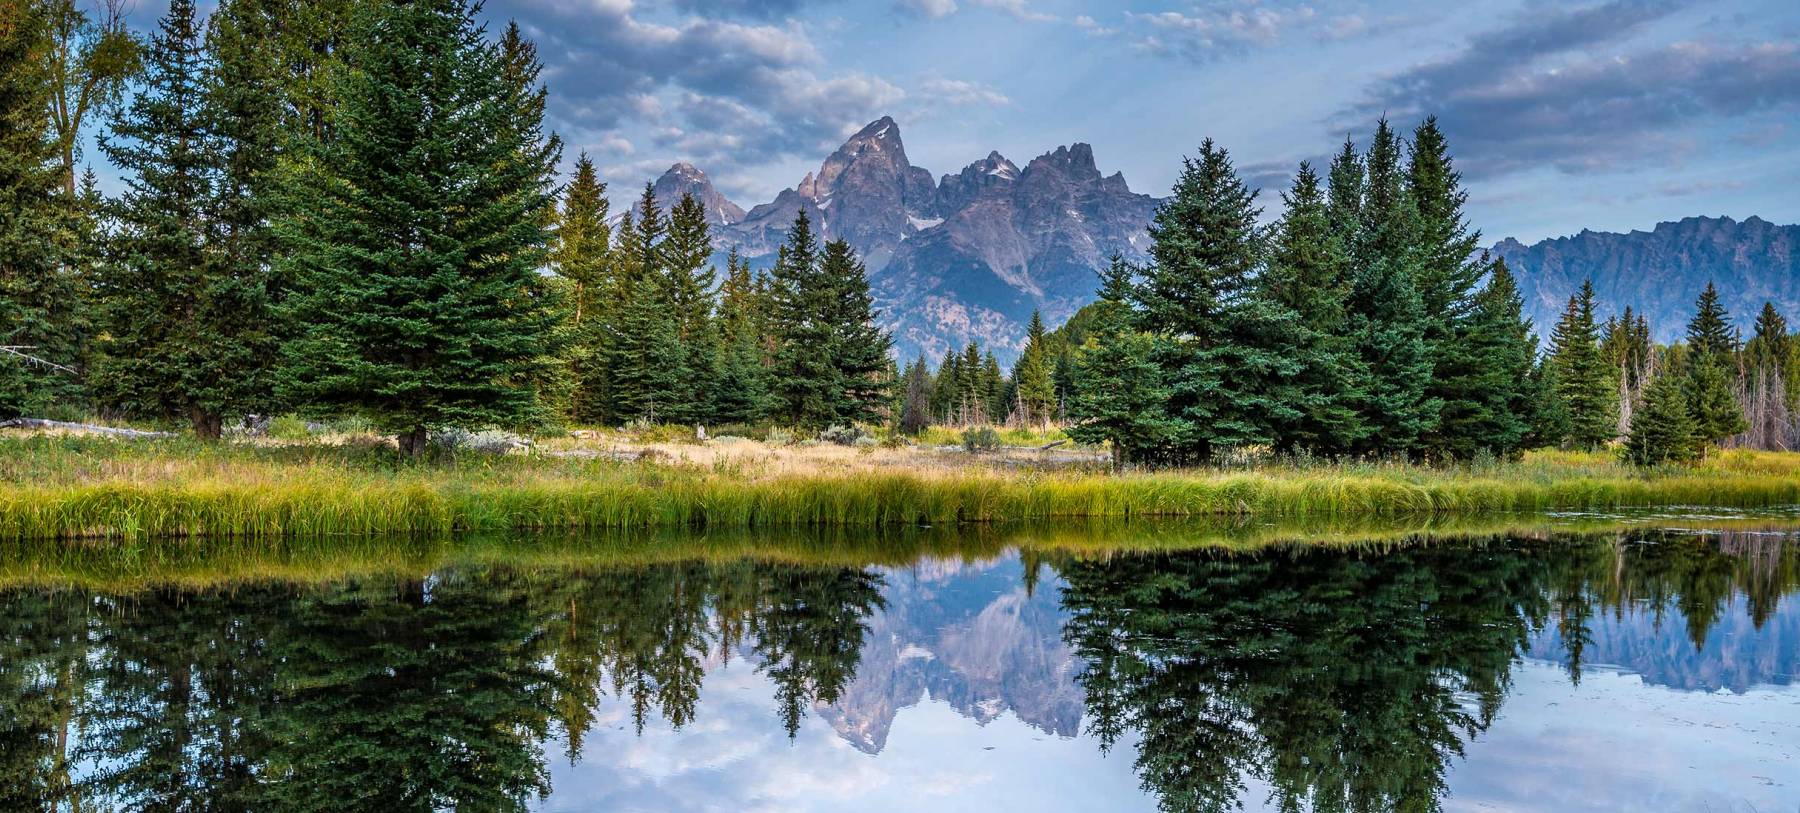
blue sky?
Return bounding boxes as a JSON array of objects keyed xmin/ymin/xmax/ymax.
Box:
[{"xmin": 112, "ymin": 0, "xmax": 1800, "ymax": 243}]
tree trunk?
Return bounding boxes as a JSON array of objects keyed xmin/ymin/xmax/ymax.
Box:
[
  {"xmin": 398, "ymin": 426, "xmax": 429, "ymax": 458},
  {"xmin": 191, "ymin": 410, "xmax": 223, "ymax": 440}
]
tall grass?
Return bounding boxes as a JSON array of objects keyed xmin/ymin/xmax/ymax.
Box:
[{"xmin": 1, "ymin": 435, "xmax": 1798, "ymax": 542}]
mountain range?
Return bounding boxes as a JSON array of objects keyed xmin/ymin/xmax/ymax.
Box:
[
  {"xmin": 647, "ymin": 116, "xmax": 1158, "ymax": 364},
  {"xmin": 649, "ymin": 117, "xmax": 1797, "ymax": 363}
]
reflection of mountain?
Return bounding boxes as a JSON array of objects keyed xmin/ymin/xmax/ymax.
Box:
[
  {"xmin": 1527, "ymin": 598, "xmax": 1800, "ymax": 693},
  {"xmin": 819, "ymin": 556, "xmax": 1083, "ymax": 754}
]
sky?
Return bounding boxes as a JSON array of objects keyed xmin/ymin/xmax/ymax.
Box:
[{"xmin": 108, "ymin": 0, "xmax": 1800, "ymax": 243}]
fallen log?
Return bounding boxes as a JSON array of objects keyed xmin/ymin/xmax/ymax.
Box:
[
  {"xmin": 1036, "ymin": 439, "xmax": 1069, "ymax": 451},
  {"xmin": 0, "ymin": 418, "xmax": 174, "ymax": 439}
]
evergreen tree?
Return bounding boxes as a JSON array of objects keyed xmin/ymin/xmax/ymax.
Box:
[
  {"xmin": 711, "ymin": 249, "xmax": 769, "ymax": 425},
  {"xmin": 716, "ymin": 249, "xmax": 757, "ymax": 347},
  {"xmin": 92, "ymin": 0, "xmax": 274, "ymax": 437},
  {"xmin": 1012, "ymin": 310, "xmax": 1056, "ymax": 426},
  {"xmin": 930, "ymin": 346, "xmax": 960, "ymax": 423},
  {"xmin": 1261, "ymin": 162, "xmax": 1364, "ymax": 455},
  {"xmin": 1432, "ymin": 258, "xmax": 1537, "ymax": 458},
  {"xmin": 275, "ymin": 0, "xmax": 561, "ymax": 455},
  {"xmin": 1682, "ymin": 283, "xmax": 1746, "ymax": 446},
  {"xmin": 766, "ymin": 211, "xmax": 836, "ymax": 427},
  {"xmin": 606, "ymin": 274, "xmax": 686, "ymax": 423},
  {"xmin": 550, "ymin": 154, "xmax": 612, "ymax": 423},
  {"xmin": 818, "ymin": 238, "xmax": 891, "ymax": 424},
  {"xmin": 663, "ymin": 193, "xmax": 719, "ymax": 424},
  {"xmin": 1546, "ymin": 281, "xmax": 1617, "ymax": 449},
  {"xmin": 1622, "ymin": 370, "xmax": 1698, "ymax": 466},
  {"xmin": 1685, "ymin": 351, "xmax": 1746, "ymax": 447},
  {"xmin": 1324, "ymin": 136, "xmax": 1364, "ymax": 254},
  {"xmin": 1135, "ymin": 139, "xmax": 1285, "ymax": 462},
  {"xmin": 1342, "ymin": 119, "xmax": 1439, "ymax": 457},
  {"xmin": 1068, "ymin": 257, "xmax": 1173, "ymax": 468},
  {"xmin": 1685, "ymin": 281, "xmax": 1736, "ymax": 361},
  {"xmin": 980, "ymin": 350, "xmax": 1005, "ymax": 422},
  {"xmin": 0, "ymin": 2, "xmax": 86, "ymax": 417},
  {"xmin": 1407, "ymin": 117, "xmax": 1493, "ymax": 459}
]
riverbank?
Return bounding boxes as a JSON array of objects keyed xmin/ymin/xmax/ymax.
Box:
[{"xmin": 2, "ymin": 432, "xmax": 1799, "ymax": 542}]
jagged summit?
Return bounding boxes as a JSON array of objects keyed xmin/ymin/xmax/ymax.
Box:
[
  {"xmin": 641, "ymin": 117, "xmax": 1161, "ymax": 363},
  {"xmin": 649, "ymin": 161, "xmax": 745, "ymax": 226}
]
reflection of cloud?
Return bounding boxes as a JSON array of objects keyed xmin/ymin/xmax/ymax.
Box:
[{"xmin": 1446, "ymin": 663, "xmax": 1800, "ymax": 813}]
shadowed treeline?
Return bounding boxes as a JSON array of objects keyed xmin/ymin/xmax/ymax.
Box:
[{"xmin": 0, "ymin": 526, "xmax": 1795, "ymax": 812}]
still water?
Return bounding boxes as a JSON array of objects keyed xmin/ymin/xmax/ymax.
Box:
[{"xmin": 2, "ymin": 525, "xmax": 1798, "ymax": 812}]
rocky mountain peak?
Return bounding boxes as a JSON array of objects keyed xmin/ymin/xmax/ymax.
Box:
[
  {"xmin": 1024, "ymin": 143, "xmax": 1101, "ymax": 183},
  {"xmin": 650, "ymin": 161, "xmax": 746, "ymax": 226}
]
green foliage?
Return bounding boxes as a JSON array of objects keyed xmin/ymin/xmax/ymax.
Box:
[
  {"xmin": 1685, "ymin": 352, "xmax": 1746, "ymax": 445},
  {"xmin": 1431, "ymin": 259, "xmax": 1538, "ymax": 458},
  {"xmin": 961, "ymin": 425, "xmax": 1001, "ymax": 453},
  {"xmin": 897, "ymin": 355, "xmax": 933, "ymax": 435},
  {"xmin": 1685, "ymin": 281, "xmax": 1736, "ymax": 361},
  {"xmin": 550, "ymin": 154, "xmax": 612, "ymax": 423},
  {"xmin": 274, "ymin": 0, "xmax": 562, "ymax": 454},
  {"xmin": 766, "ymin": 214, "xmax": 892, "ymax": 428},
  {"xmin": 1012, "ymin": 310, "xmax": 1056, "ymax": 425},
  {"xmin": 91, "ymin": 0, "xmax": 276, "ymax": 438},
  {"xmin": 1547, "ymin": 281, "xmax": 1617, "ymax": 449},
  {"xmin": 1622, "ymin": 371, "xmax": 1698, "ymax": 466},
  {"xmin": 0, "ymin": 1, "xmax": 87, "ymax": 417},
  {"xmin": 1068, "ymin": 259, "xmax": 1177, "ymax": 467}
]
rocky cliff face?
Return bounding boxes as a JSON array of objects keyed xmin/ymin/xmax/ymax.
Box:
[
  {"xmin": 1493, "ymin": 215, "xmax": 1800, "ymax": 342},
  {"xmin": 651, "ymin": 117, "xmax": 1161, "ymax": 363}
]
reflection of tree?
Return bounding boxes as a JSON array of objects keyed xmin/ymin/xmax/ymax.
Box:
[
  {"xmin": 0, "ymin": 590, "xmax": 90, "ymax": 811},
  {"xmin": 1058, "ymin": 546, "xmax": 1543, "ymax": 813},
  {"xmin": 1057, "ymin": 532, "xmax": 1800, "ymax": 813},
  {"xmin": 248, "ymin": 571, "xmax": 556, "ymax": 811},
  {"xmin": 748, "ymin": 567, "xmax": 886, "ymax": 738}
]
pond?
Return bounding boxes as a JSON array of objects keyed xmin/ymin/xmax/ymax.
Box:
[{"xmin": 2, "ymin": 522, "xmax": 1797, "ymax": 812}]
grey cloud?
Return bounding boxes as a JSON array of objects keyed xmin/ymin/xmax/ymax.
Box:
[
  {"xmin": 1340, "ymin": 0, "xmax": 1800, "ymax": 179},
  {"xmin": 498, "ymin": 0, "xmax": 901, "ymax": 197}
]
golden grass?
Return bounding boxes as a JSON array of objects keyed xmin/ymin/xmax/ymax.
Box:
[{"xmin": 1, "ymin": 431, "xmax": 1797, "ymax": 542}]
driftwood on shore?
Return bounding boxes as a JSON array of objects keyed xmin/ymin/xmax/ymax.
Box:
[{"xmin": 0, "ymin": 417, "xmax": 174, "ymax": 439}]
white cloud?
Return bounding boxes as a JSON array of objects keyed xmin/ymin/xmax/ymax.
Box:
[{"xmin": 895, "ymin": 0, "xmax": 958, "ymax": 18}]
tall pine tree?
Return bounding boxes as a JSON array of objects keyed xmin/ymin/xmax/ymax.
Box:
[
  {"xmin": 549, "ymin": 154, "xmax": 612, "ymax": 423},
  {"xmin": 1546, "ymin": 281, "xmax": 1617, "ymax": 449},
  {"xmin": 819, "ymin": 238, "xmax": 891, "ymax": 425},
  {"xmin": 1068, "ymin": 257, "xmax": 1173, "ymax": 467},
  {"xmin": 1012, "ymin": 310, "xmax": 1056, "ymax": 426},
  {"xmin": 275, "ymin": 0, "xmax": 560, "ymax": 454},
  {"xmin": 94, "ymin": 0, "xmax": 274, "ymax": 437}
]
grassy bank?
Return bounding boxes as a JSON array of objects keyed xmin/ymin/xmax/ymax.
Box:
[
  {"xmin": 2, "ymin": 433, "xmax": 1799, "ymax": 541},
  {"xmin": 6, "ymin": 511, "xmax": 1797, "ymax": 591}
]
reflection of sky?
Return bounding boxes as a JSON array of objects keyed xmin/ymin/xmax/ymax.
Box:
[{"xmin": 535, "ymin": 659, "xmax": 1151, "ymax": 813}]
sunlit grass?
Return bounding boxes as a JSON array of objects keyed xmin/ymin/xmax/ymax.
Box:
[{"xmin": 1, "ymin": 433, "xmax": 1797, "ymax": 542}]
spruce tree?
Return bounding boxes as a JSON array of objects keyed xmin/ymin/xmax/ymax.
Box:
[
  {"xmin": 0, "ymin": 2, "xmax": 86, "ymax": 417},
  {"xmin": 1685, "ymin": 282, "xmax": 1736, "ymax": 360},
  {"xmin": 1012, "ymin": 311, "xmax": 1056, "ymax": 426},
  {"xmin": 93, "ymin": 0, "xmax": 274, "ymax": 437},
  {"xmin": 664, "ymin": 193, "xmax": 719, "ymax": 424},
  {"xmin": 766, "ymin": 211, "xmax": 836, "ymax": 427},
  {"xmin": 958, "ymin": 341, "xmax": 984, "ymax": 422},
  {"xmin": 606, "ymin": 274, "xmax": 686, "ymax": 423},
  {"xmin": 1068, "ymin": 257, "xmax": 1173, "ymax": 468},
  {"xmin": 275, "ymin": 0, "xmax": 561, "ymax": 454},
  {"xmin": 1433, "ymin": 258, "xmax": 1537, "ymax": 458},
  {"xmin": 1407, "ymin": 117, "xmax": 1493, "ymax": 459},
  {"xmin": 1622, "ymin": 370, "xmax": 1699, "ymax": 466},
  {"xmin": 1682, "ymin": 282, "xmax": 1746, "ymax": 445},
  {"xmin": 818, "ymin": 238, "xmax": 891, "ymax": 424},
  {"xmin": 1135, "ymin": 139, "xmax": 1284, "ymax": 462},
  {"xmin": 1685, "ymin": 352, "xmax": 1746, "ymax": 446},
  {"xmin": 550, "ymin": 154, "xmax": 612, "ymax": 423},
  {"xmin": 1342, "ymin": 118, "xmax": 1439, "ymax": 457},
  {"xmin": 1546, "ymin": 281, "xmax": 1617, "ymax": 449},
  {"xmin": 1262, "ymin": 162, "xmax": 1364, "ymax": 455},
  {"xmin": 1324, "ymin": 136, "xmax": 1364, "ymax": 253}
]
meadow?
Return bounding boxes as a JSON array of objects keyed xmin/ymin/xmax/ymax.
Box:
[{"xmin": 3, "ymin": 425, "xmax": 1799, "ymax": 543}]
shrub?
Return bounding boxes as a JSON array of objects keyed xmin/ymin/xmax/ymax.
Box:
[
  {"xmin": 962, "ymin": 426, "xmax": 1002, "ymax": 453},
  {"xmin": 267, "ymin": 415, "xmax": 313, "ymax": 440},
  {"xmin": 819, "ymin": 425, "xmax": 872, "ymax": 446}
]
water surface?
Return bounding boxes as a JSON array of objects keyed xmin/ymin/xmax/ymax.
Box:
[{"xmin": 2, "ymin": 524, "xmax": 1797, "ymax": 812}]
